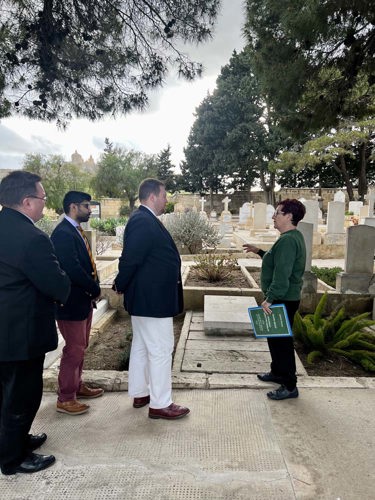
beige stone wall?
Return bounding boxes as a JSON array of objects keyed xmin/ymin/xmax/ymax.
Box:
[
  {"xmin": 98, "ymin": 188, "xmax": 361, "ymax": 217},
  {"xmin": 98, "ymin": 198, "xmax": 123, "ymax": 218},
  {"xmin": 171, "ymin": 188, "xmax": 358, "ymax": 214}
]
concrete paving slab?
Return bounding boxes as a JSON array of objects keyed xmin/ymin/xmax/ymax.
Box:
[
  {"xmin": 269, "ymin": 387, "xmax": 375, "ymax": 500},
  {"xmin": 1, "ymin": 391, "xmax": 296, "ymax": 500},
  {"xmin": 204, "ymin": 295, "xmax": 257, "ymax": 335},
  {"xmin": 185, "ymin": 339, "xmax": 269, "ymax": 352},
  {"xmin": 182, "ymin": 349, "xmax": 272, "ymax": 373}
]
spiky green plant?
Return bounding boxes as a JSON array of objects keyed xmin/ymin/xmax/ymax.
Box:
[
  {"xmin": 293, "ymin": 293, "xmax": 375, "ymax": 371},
  {"xmin": 192, "ymin": 253, "xmax": 238, "ymax": 282}
]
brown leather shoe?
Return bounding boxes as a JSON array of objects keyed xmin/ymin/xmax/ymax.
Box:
[
  {"xmin": 133, "ymin": 395, "xmax": 150, "ymax": 408},
  {"xmin": 56, "ymin": 400, "xmax": 90, "ymax": 415},
  {"xmin": 149, "ymin": 403, "xmax": 190, "ymax": 420},
  {"xmin": 77, "ymin": 384, "xmax": 104, "ymax": 399}
]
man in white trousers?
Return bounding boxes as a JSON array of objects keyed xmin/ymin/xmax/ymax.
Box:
[{"xmin": 114, "ymin": 179, "xmax": 189, "ymax": 419}]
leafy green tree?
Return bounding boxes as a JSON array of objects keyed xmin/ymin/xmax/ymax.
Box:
[
  {"xmin": 154, "ymin": 145, "xmax": 176, "ymax": 192},
  {"xmin": 92, "ymin": 145, "xmax": 157, "ymax": 210},
  {"xmin": 270, "ymin": 119, "xmax": 375, "ymax": 200},
  {"xmin": 182, "ymin": 49, "xmax": 291, "ymax": 204},
  {"xmin": 181, "ymin": 93, "xmax": 230, "ymax": 199},
  {"xmin": 0, "ymin": 0, "xmax": 219, "ymax": 124},
  {"xmin": 244, "ymin": 0, "xmax": 375, "ymax": 135},
  {"xmin": 23, "ymin": 153, "xmax": 89, "ymax": 213}
]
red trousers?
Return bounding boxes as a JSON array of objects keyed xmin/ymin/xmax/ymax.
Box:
[{"xmin": 57, "ymin": 310, "xmax": 93, "ymax": 402}]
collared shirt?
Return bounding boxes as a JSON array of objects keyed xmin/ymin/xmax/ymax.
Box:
[
  {"xmin": 141, "ymin": 204, "xmax": 157, "ymax": 217},
  {"xmin": 64, "ymin": 215, "xmax": 85, "ymax": 242}
]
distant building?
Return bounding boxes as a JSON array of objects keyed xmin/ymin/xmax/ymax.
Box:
[
  {"xmin": 71, "ymin": 150, "xmax": 97, "ymax": 174},
  {"xmin": 0, "ymin": 169, "xmax": 13, "ymax": 181}
]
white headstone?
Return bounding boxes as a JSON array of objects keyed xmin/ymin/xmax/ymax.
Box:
[
  {"xmin": 253, "ymin": 202, "xmax": 267, "ymax": 229},
  {"xmin": 209, "ymin": 210, "xmax": 217, "ymax": 221},
  {"xmin": 364, "ymin": 188, "xmax": 375, "ymax": 217},
  {"xmin": 266, "ymin": 204, "xmax": 275, "ymax": 225},
  {"xmin": 297, "ymin": 221, "xmax": 313, "ymax": 272},
  {"xmin": 239, "ymin": 202, "xmax": 251, "ymax": 225},
  {"xmin": 334, "ymin": 190, "xmax": 346, "ymax": 203},
  {"xmin": 222, "ymin": 196, "xmax": 231, "ymax": 212},
  {"xmin": 115, "ymin": 225, "xmax": 125, "ymax": 245},
  {"xmin": 302, "ymin": 200, "xmax": 319, "ymax": 232},
  {"xmin": 348, "ymin": 201, "xmax": 363, "ymax": 216},
  {"xmin": 200, "ymin": 197, "xmax": 207, "ymax": 213},
  {"xmin": 326, "ymin": 201, "xmax": 345, "ymax": 234}
]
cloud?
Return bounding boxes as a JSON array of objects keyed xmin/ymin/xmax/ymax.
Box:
[
  {"xmin": 0, "ymin": 124, "xmax": 32, "ymax": 153},
  {"xmin": 0, "ymin": 0, "xmax": 246, "ymax": 169}
]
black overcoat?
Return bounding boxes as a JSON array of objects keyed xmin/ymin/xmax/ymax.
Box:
[{"xmin": 0, "ymin": 208, "xmax": 71, "ymax": 361}]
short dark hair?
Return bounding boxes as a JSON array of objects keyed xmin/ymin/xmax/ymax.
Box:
[
  {"xmin": 138, "ymin": 178, "xmax": 165, "ymax": 202},
  {"xmin": 63, "ymin": 191, "xmax": 91, "ymax": 214},
  {"xmin": 278, "ymin": 199, "xmax": 306, "ymax": 226},
  {"xmin": 0, "ymin": 170, "xmax": 42, "ymax": 207}
]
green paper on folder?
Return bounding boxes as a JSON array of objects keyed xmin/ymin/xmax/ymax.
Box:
[{"xmin": 248, "ymin": 304, "xmax": 293, "ymax": 338}]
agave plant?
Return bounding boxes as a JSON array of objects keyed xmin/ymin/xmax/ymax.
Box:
[{"xmin": 293, "ymin": 293, "xmax": 375, "ymax": 371}]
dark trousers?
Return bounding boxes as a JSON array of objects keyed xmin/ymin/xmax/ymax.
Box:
[
  {"xmin": 0, "ymin": 356, "xmax": 44, "ymax": 470},
  {"xmin": 267, "ymin": 300, "xmax": 300, "ymax": 391}
]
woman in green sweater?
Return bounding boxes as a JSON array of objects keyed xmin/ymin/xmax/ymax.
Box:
[{"xmin": 244, "ymin": 199, "xmax": 306, "ymax": 400}]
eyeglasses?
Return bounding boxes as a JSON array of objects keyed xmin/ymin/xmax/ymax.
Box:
[
  {"xmin": 77, "ymin": 203, "xmax": 91, "ymax": 209},
  {"xmin": 26, "ymin": 195, "xmax": 47, "ymax": 201},
  {"xmin": 273, "ymin": 210, "xmax": 285, "ymax": 217}
]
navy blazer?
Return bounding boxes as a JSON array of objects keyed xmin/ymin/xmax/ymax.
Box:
[
  {"xmin": 51, "ymin": 218, "xmax": 101, "ymax": 321},
  {"xmin": 114, "ymin": 206, "xmax": 183, "ymax": 318},
  {"xmin": 0, "ymin": 208, "xmax": 71, "ymax": 361}
]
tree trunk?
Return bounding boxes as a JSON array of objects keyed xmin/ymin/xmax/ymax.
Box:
[
  {"xmin": 259, "ymin": 170, "xmax": 276, "ymax": 205},
  {"xmin": 358, "ymin": 142, "xmax": 368, "ymax": 201},
  {"xmin": 334, "ymin": 155, "xmax": 354, "ymax": 200}
]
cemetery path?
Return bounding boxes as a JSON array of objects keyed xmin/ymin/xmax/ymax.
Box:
[{"xmin": 2, "ymin": 389, "xmax": 374, "ymax": 500}]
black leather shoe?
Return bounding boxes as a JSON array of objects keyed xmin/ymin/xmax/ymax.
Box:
[
  {"xmin": 1, "ymin": 453, "xmax": 55, "ymax": 475},
  {"xmin": 257, "ymin": 372, "xmax": 283, "ymax": 384},
  {"xmin": 28, "ymin": 433, "xmax": 47, "ymax": 451},
  {"xmin": 267, "ymin": 385, "xmax": 299, "ymax": 400}
]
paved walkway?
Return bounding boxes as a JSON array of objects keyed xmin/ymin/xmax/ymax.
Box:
[{"xmin": 2, "ymin": 308, "xmax": 375, "ymax": 500}]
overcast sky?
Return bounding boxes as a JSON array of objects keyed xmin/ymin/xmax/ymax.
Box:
[{"xmin": 0, "ymin": 0, "xmax": 245, "ymax": 171}]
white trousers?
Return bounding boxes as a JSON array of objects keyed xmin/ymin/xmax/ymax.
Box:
[{"xmin": 129, "ymin": 316, "xmax": 173, "ymax": 409}]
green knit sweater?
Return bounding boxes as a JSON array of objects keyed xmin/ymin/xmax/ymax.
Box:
[{"xmin": 258, "ymin": 229, "xmax": 306, "ymax": 303}]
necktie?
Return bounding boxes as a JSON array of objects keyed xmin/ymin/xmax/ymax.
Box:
[{"xmin": 77, "ymin": 226, "xmax": 98, "ymax": 280}]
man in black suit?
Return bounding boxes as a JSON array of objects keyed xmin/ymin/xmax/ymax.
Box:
[
  {"xmin": 0, "ymin": 171, "xmax": 71, "ymax": 475},
  {"xmin": 51, "ymin": 191, "xmax": 103, "ymax": 416},
  {"xmin": 114, "ymin": 178, "xmax": 189, "ymax": 419}
]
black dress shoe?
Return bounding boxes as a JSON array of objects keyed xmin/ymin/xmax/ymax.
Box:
[
  {"xmin": 28, "ymin": 433, "xmax": 47, "ymax": 451},
  {"xmin": 257, "ymin": 372, "xmax": 283, "ymax": 384},
  {"xmin": 1, "ymin": 453, "xmax": 56, "ymax": 475}
]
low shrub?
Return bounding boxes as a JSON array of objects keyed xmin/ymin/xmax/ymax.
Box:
[
  {"xmin": 163, "ymin": 211, "xmax": 220, "ymax": 254},
  {"xmin": 311, "ymin": 266, "xmax": 343, "ymax": 288},
  {"xmin": 119, "ymin": 205, "xmax": 133, "ymax": 217},
  {"xmin": 90, "ymin": 217, "xmax": 127, "ymax": 235},
  {"xmin": 192, "ymin": 253, "xmax": 238, "ymax": 282},
  {"xmin": 293, "ymin": 293, "xmax": 375, "ymax": 371},
  {"xmin": 36, "ymin": 216, "xmax": 57, "ymax": 236},
  {"xmin": 164, "ymin": 201, "xmax": 175, "ymax": 214}
]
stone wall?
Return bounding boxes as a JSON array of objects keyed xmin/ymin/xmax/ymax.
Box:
[
  {"xmin": 172, "ymin": 188, "xmax": 359, "ymax": 214},
  {"xmin": 97, "ymin": 188, "xmax": 361, "ymax": 218},
  {"xmin": 98, "ymin": 198, "xmax": 123, "ymax": 219}
]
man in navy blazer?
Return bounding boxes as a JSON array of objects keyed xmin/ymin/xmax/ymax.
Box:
[
  {"xmin": 0, "ymin": 171, "xmax": 71, "ymax": 475},
  {"xmin": 114, "ymin": 179, "xmax": 189, "ymax": 420},
  {"xmin": 51, "ymin": 191, "xmax": 103, "ymax": 416}
]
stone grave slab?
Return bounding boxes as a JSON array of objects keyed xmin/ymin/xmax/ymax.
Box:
[{"xmin": 204, "ymin": 295, "xmax": 258, "ymax": 335}]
